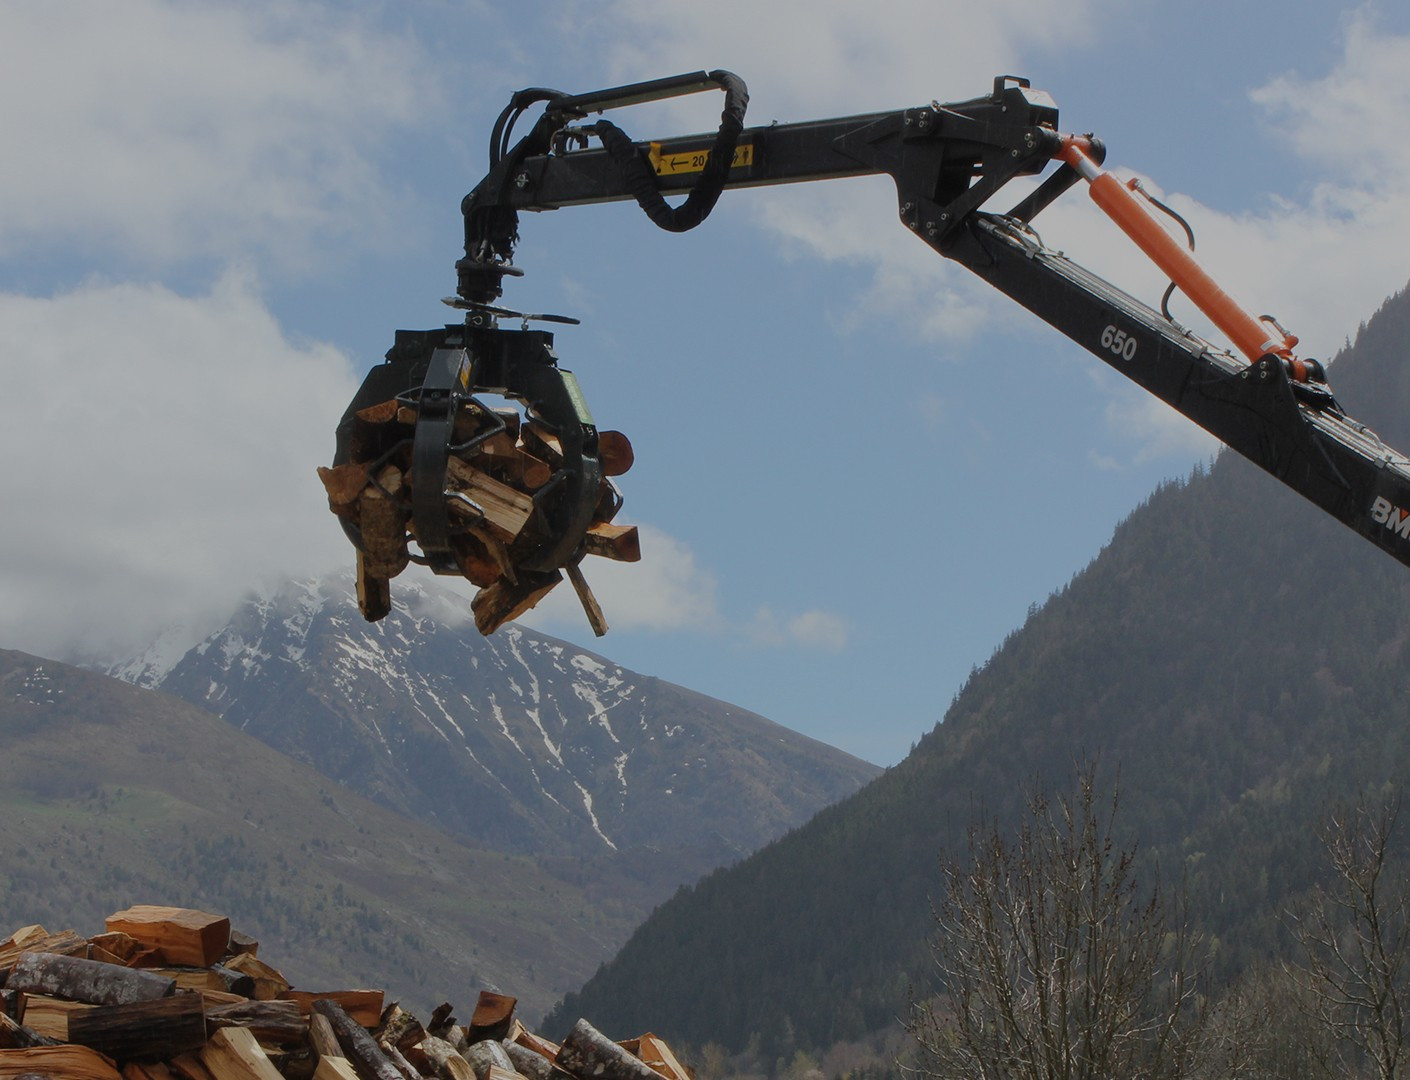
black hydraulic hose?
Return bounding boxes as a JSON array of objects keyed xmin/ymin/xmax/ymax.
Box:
[
  {"xmin": 591, "ymin": 70, "xmax": 749, "ymax": 233},
  {"xmin": 1131, "ymin": 179, "xmax": 1198, "ymax": 322},
  {"xmin": 489, "ymin": 87, "xmax": 565, "ymax": 166}
]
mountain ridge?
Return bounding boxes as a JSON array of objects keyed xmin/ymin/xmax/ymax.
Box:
[{"xmin": 99, "ymin": 572, "xmax": 879, "ymax": 902}]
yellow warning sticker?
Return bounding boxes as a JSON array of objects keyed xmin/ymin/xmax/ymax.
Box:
[{"xmin": 648, "ymin": 142, "xmax": 754, "ymax": 176}]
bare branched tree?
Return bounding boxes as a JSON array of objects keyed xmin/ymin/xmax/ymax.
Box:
[
  {"xmin": 908, "ymin": 770, "xmax": 1201, "ymax": 1080},
  {"xmin": 1191, "ymin": 962, "xmax": 1333, "ymax": 1080},
  {"xmin": 1287, "ymin": 792, "xmax": 1410, "ymax": 1080}
]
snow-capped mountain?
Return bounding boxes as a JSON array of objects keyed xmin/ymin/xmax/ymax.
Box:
[{"xmin": 106, "ymin": 573, "xmax": 878, "ymax": 872}]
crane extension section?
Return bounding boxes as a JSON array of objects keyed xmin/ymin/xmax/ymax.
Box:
[{"xmin": 325, "ymin": 71, "xmax": 1410, "ymax": 635}]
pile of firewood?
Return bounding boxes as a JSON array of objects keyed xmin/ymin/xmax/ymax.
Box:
[
  {"xmin": 318, "ymin": 398, "xmax": 639, "ymax": 636},
  {"xmin": 0, "ymin": 906, "xmax": 691, "ymax": 1080}
]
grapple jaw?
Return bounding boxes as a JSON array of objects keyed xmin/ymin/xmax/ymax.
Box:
[{"xmin": 320, "ymin": 321, "xmax": 636, "ymax": 636}]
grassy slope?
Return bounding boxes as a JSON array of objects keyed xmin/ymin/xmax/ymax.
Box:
[{"xmin": 0, "ymin": 649, "xmax": 637, "ymax": 1022}]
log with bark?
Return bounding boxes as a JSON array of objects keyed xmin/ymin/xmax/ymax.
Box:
[
  {"xmin": 372, "ymin": 1007, "xmax": 422, "ymax": 1058},
  {"xmin": 148, "ymin": 969, "xmax": 253, "ymax": 998},
  {"xmin": 309, "ymin": 1001, "xmax": 402, "ymax": 1080},
  {"xmin": 461, "ymin": 1039, "xmax": 516, "ymax": 1080},
  {"xmin": 217, "ymin": 956, "xmax": 289, "ymax": 1003},
  {"xmin": 501, "ymin": 1042, "xmax": 570, "ymax": 1080},
  {"xmin": 205, "ymin": 1001, "xmax": 307, "ymax": 1046},
  {"xmin": 65, "ymin": 994, "xmax": 207, "ymax": 1063},
  {"xmin": 415, "ymin": 1037, "xmax": 471, "ymax": 1080},
  {"xmin": 553, "ymin": 1021, "xmax": 668, "ymax": 1080},
  {"xmin": 7, "ymin": 954, "xmax": 176, "ymax": 1007}
]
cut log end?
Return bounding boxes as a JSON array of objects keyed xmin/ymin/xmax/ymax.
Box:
[{"xmin": 471, "ymin": 571, "xmax": 563, "ymax": 636}]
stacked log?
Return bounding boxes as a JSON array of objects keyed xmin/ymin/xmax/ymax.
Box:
[
  {"xmin": 0, "ymin": 907, "xmax": 693, "ymax": 1080},
  {"xmin": 318, "ymin": 399, "xmax": 639, "ymax": 636}
]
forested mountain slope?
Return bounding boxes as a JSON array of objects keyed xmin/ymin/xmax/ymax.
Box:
[
  {"xmin": 546, "ymin": 285, "xmax": 1410, "ymax": 1058},
  {"xmin": 0, "ymin": 650, "xmax": 636, "ymax": 1020}
]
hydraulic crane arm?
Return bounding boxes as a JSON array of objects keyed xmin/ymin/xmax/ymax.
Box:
[{"xmin": 327, "ymin": 72, "xmax": 1410, "ymax": 635}]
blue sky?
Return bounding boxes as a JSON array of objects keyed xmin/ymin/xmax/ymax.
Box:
[{"xmin": 3, "ymin": 2, "xmax": 1410, "ymax": 765}]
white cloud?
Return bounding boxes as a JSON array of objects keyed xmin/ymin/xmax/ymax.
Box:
[
  {"xmin": 1016, "ymin": 17, "xmax": 1410, "ymax": 370},
  {"xmin": 0, "ymin": 272, "xmax": 360, "ymax": 661},
  {"xmin": 521, "ymin": 523, "xmax": 722, "ymax": 635},
  {"xmin": 745, "ymin": 606, "xmax": 849, "ymax": 653},
  {"xmin": 0, "ymin": 2, "xmax": 430, "ymax": 270},
  {"xmin": 1251, "ymin": 11, "xmax": 1410, "ymax": 180},
  {"xmin": 519, "ymin": 523, "xmax": 848, "ymax": 651},
  {"xmin": 1100, "ymin": 382, "xmax": 1221, "ymax": 468},
  {"xmin": 596, "ymin": 0, "xmax": 1107, "ymax": 118}
]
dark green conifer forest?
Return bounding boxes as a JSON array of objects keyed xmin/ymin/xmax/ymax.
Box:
[{"xmin": 547, "ymin": 284, "xmax": 1410, "ymax": 1072}]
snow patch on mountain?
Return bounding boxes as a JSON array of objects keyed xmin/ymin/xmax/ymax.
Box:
[{"xmin": 97, "ymin": 570, "xmax": 880, "ymax": 862}]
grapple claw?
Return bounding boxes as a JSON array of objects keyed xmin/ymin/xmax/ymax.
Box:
[{"xmin": 321, "ymin": 321, "xmax": 635, "ymax": 635}]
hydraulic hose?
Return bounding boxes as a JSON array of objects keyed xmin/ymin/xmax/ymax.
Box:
[{"xmin": 591, "ymin": 70, "xmax": 749, "ymax": 233}]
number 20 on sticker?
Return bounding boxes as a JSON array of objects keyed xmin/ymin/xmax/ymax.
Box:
[{"xmin": 1100, "ymin": 324, "xmax": 1138, "ymax": 361}]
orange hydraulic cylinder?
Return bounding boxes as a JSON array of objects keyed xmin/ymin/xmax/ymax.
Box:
[{"xmin": 1058, "ymin": 139, "xmax": 1297, "ymax": 366}]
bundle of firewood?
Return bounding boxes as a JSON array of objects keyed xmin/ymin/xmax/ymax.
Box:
[
  {"xmin": 0, "ymin": 905, "xmax": 691, "ymax": 1080},
  {"xmin": 318, "ymin": 399, "xmax": 639, "ymax": 636}
]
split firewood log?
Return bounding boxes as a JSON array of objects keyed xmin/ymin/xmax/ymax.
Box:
[
  {"xmin": 443, "ymin": 459, "xmax": 534, "ymax": 543},
  {"xmin": 216, "ymin": 955, "xmax": 288, "ymax": 1002},
  {"xmin": 583, "ymin": 522, "xmax": 640, "ymax": 563},
  {"xmin": 307, "ymin": 1014, "xmax": 342, "ymax": 1063},
  {"xmin": 313, "ymin": 1058, "xmax": 359, "ymax": 1080},
  {"xmin": 280, "ymin": 992, "xmax": 383, "ymax": 1029},
  {"xmin": 508, "ymin": 1028, "xmax": 559, "ymax": 1063},
  {"xmin": 374, "ymin": 1006, "xmax": 424, "ymax": 1057},
  {"xmin": 467, "ymin": 993, "xmax": 515, "ymax": 1044},
  {"xmin": 632, "ymin": 1034, "xmax": 690, "ymax": 1080},
  {"xmin": 597, "ymin": 431, "xmax": 634, "ymax": 477},
  {"xmin": 0, "ymin": 1043, "xmax": 122, "ymax": 1080},
  {"xmin": 103, "ymin": 908, "xmax": 230, "ymax": 970},
  {"xmin": 416, "ymin": 1037, "xmax": 471, "ymax": 1080},
  {"xmin": 471, "ymin": 571, "xmax": 562, "ymax": 636},
  {"xmin": 553, "ymin": 1020, "xmax": 665, "ymax": 1080},
  {"xmin": 501, "ymin": 1042, "xmax": 570, "ymax": 1080},
  {"xmin": 316, "ymin": 464, "xmax": 371, "ymax": 517},
  {"xmin": 199, "ymin": 1027, "xmax": 282, "ymax": 1080},
  {"xmin": 10, "ymin": 996, "xmax": 92, "ymax": 1041},
  {"xmin": 358, "ymin": 466, "xmax": 410, "ymax": 579},
  {"xmin": 0, "ymin": 1012, "xmax": 59, "ymax": 1050},
  {"xmin": 0, "ymin": 929, "xmax": 88, "ymax": 972},
  {"xmin": 310, "ymin": 1000, "xmax": 402, "ymax": 1080},
  {"xmin": 565, "ymin": 563, "xmax": 608, "ymax": 637}
]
